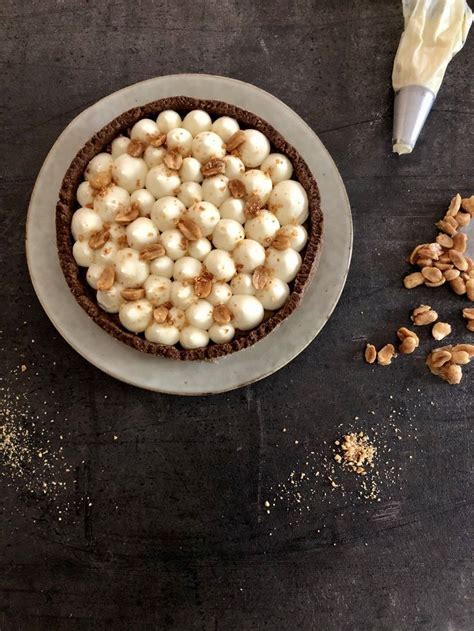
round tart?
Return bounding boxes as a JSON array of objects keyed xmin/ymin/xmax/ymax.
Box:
[{"xmin": 56, "ymin": 97, "xmax": 323, "ymax": 360}]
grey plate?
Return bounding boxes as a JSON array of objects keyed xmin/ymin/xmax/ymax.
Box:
[{"xmin": 26, "ymin": 74, "xmax": 352, "ymax": 395}]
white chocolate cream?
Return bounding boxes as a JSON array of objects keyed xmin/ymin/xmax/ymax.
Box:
[{"xmin": 70, "ymin": 109, "xmax": 313, "ymax": 349}]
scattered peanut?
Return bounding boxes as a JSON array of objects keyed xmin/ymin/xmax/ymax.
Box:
[
  {"xmin": 364, "ymin": 344, "xmax": 377, "ymax": 364},
  {"xmin": 377, "ymin": 344, "xmax": 396, "ymax": 366},
  {"xmin": 411, "ymin": 305, "xmax": 438, "ymax": 326},
  {"xmin": 432, "ymin": 322, "xmax": 451, "ymax": 341}
]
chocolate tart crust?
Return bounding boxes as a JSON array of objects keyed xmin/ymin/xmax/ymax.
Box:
[{"xmin": 56, "ymin": 97, "xmax": 323, "ymax": 361}]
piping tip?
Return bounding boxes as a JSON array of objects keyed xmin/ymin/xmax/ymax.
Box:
[{"xmin": 392, "ymin": 85, "xmax": 435, "ymax": 155}]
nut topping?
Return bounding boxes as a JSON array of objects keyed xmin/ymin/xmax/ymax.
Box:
[
  {"xmin": 194, "ymin": 273, "xmax": 213, "ymax": 298},
  {"xmin": 153, "ymin": 306, "xmax": 169, "ymax": 324},
  {"xmin": 252, "ymin": 266, "xmax": 269, "ymax": 290},
  {"xmin": 116, "ymin": 202, "xmax": 140, "ymax": 224},
  {"xmin": 178, "ymin": 217, "xmax": 202, "ymax": 241},
  {"xmin": 228, "ymin": 179, "xmax": 246, "ymax": 199},
  {"xmin": 272, "ymin": 233, "xmax": 291, "ymax": 251},
  {"xmin": 446, "ymin": 193, "xmax": 461, "ymax": 217},
  {"xmin": 244, "ymin": 193, "xmax": 264, "ymax": 218},
  {"xmin": 121, "ymin": 287, "xmax": 145, "ymax": 301},
  {"xmin": 213, "ymin": 304, "xmax": 232, "ymax": 325},
  {"xmin": 201, "ymin": 158, "xmax": 226, "ymax": 177},
  {"xmin": 225, "ymin": 130, "xmax": 246, "ymax": 152},
  {"xmin": 89, "ymin": 171, "xmax": 112, "ymax": 191},
  {"xmin": 139, "ymin": 244, "xmax": 166, "ymax": 261},
  {"xmin": 164, "ymin": 150, "xmax": 183, "ymax": 170},
  {"xmin": 421, "ymin": 267, "xmax": 443, "ymax": 283},
  {"xmin": 96, "ymin": 266, "xmax": 115, "ymax": 291},
  {"xmin": 149, "ymin": 133, "xmax": 166, "ymax": 148},
  {"xmin": 89, "ymin": 228, "xmax": 110, "ymax": 249},
  {"xmin": 127, "ymin": 139, "xmax": 145, "ymax": 157}
]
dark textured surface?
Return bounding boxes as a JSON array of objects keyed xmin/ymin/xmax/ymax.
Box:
[
  {"xmin": 0, "ymin": 1, "xmax": 473, "ymax": 630},
  {"xmin": 56, "ymin": 96, "xmax": 323, "ymax": 361}
]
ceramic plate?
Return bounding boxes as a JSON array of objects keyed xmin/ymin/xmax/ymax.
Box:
[{"xmin": 26, "ymin": 74, "xmax": 352, "ymax": 395}]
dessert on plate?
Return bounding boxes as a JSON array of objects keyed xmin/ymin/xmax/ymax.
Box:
[{"xmin": 56, "ymin": 97, "xmax": 323, "ymax": 360}]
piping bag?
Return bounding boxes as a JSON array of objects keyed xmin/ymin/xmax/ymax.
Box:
[{"xmin": 392, "ymin": 0, "xmax": 472, "ymax": 155}]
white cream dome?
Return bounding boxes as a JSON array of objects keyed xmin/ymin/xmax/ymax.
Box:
[
  {"xmin": 119, "ymin": 299, "xmax": 153, "ymax": 333},
  {"xmin": 227, "ymin": 295, "xmax": 264, "ymax": 330},
  {"xmin": 112, "ymin": 154, "xmax": 148, "ymax": 193},
  {"xmin": 268, "ymin": 180, "xmax": 308, "ymax": 225},
  {"xmin": 238, "ymin": 130, "xmax": 270, "ymax": 168}
]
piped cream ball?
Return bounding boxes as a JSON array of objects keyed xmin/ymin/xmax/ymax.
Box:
[
  {"xmin": 94, "ymin": 185, "xmax": 130, "ymax": 223},
  {"xmin": 86, "ymin": 263, "xmax": 106, "ymax": 290},
  {"xmin": 201, "ymin": 174, "xmax": 230, "ymax": 207},
  {"xmin": 227, "ymin": 295, "xmax": 264, "ymax": 330},
  {"xmin": 268, "ymin": 180, "xmax": 308, "ymax": 225},
  {"xmin": 146, "ymin": 164, "xmax": 181, "ymax": 199},
  {"xmin": 186, "ymin": 201, "xmax": 220, "ymax": 237},
  {"xmin": 191, "ymin": 132, "xmax": 226, "ymax": 164},
  {"xmin": 255, "ymin": 277, "xmax": 290, "ymax": 310},
  {"xmin": 238, "ymin": 130, "xmax": 270, "ymax": 168},
  {"xmin": 241, "ymin": 169, "xmax": 273, "ymax": 203},
  {"xmin": 112, "ymin": 154, "xmax": 148, "ymax": 193},
  {"xmin": 151, "ymin": 196, "xmax": 185, "ymax": 231},
  {"xmin": 173, "ymin": 256, "xmax": 202, "ymax": 282},
  {"xmin": 266, "ymin": 247, "xmax": 302, "ymax": 282},
  {"xmin": 204, "ymin": 250, "xmax": 236, "ymax": 282},
  {"xmin": 130, "ymin": 188, "xmax": 155, "ymax": 216},
  {"xmin": 207, "ymin": 282, "xmax": 232, "ymax": 306},
  {"xmin": 115, "ymin": 248, "xmax": 150, "ymax": 287},
  {"xmin": 171, "ymin": 281, "xmax": 197, "ymax": 310},
  {"xmin": 119, "ymin": 299, "xmax": 153, "ymax": 333},
  {"xmin": 71, "ymin": 207, "xmax": 103, "ymax": 241},
  {"xmin": 150, "ymin": 255, "xmax": 174, "ymax": 278},
  {"xmin": 209, "ymin": 322, "xmax": 235, "ymax": 344},
  {"xmin": 180, "ymin": 326, "xmax": 209, "ymax": 350},
  {"xmin": 244, "ymin": 210, "xmax": 280, "ymax": 246},
  {"xmin": 108, "ymin": 224, "xmax": 126, "ymax": 243},
  {"xmin": 131, "ymin": 118, "xmax": 160, "ymax": 143},
  {"xmin": 212, "ymin": 219, "xmax": 245, "ymax": 251},
  {"xmin": 111, "ymin": 136, "xmax": 131, "ymax": 159},
  {"xmin": 186, "ymin": 299, "xmax": 214, "ymax": 329},
  {"xmin": 160, "ymin": 229, "xmax": 188, "ymax": 260},
  {"xmin": 277, "ymin": 224, "xmax": 308, "ymax": 252},
  {"xmin": 143, "ymin": 145, "xmax": 166, "ymax": 168},
  {"xmin": 76, "ymin": 181, "xmax": 95, "ymax": 207},
  {"xmin": 176, "ymin": 182, "xmax": 202, "ymax": 208},
  {"xmin": 95, "ymin": 240, "xmax": 118, "ymax": 266},
  {"xmin": 212, "ymin": 116, "xmax": 240, "ymax": 142},
  {"xmin": 145, "ymin": 322, "xmax": 180, "ymax": 346},
  {"xmin": 219, "ymin": 198, "xmax": 246, "ymax": 224},
  {"xmin": 168, "ymin": 307, "xmax": 186, "ymax": 330},
  {"xmin": 166, "ymin": 128, "xmax": 193, "ymax": 156},
  {"xmin": 156, "ymin": 110, "xmax": 182, "ymax": 133},
  {"xmin": 233, "ymin": 239, "xmax": 266, "ymax": 273},
  {"xmin": 261, "ymin": 153, "xmax": 293, "ymax": 184},
  {"xmin": 97, "ymin": 283, "xmax": 124, "ymax": 314},
  {"xmin": 182, "ymin": 110, "xmax": 212, "ymax": 136},
  {"xmin": 73, "ymin": 240, "xmax": 95, "ymax": 267},
  {"xmin": 179, "ymin": 157, "xmax": 204, "ymax": 183},
  {"xmin": 144, "ymin": 275, "xmax": 172, "ymax": 306},
  {"xmin": 126, "ymin": 217, "xmax": 159, "ymax": 250},
  {"xmin": 222, "ymin": 155, "xmax": 245, "ymax": 180},
  {"xmin": 188, "ymin": 237, "xmax": 212, "ymax": 261},
  {"xmin": 85, "ymin": 153, "xmax": 113, "ymax": 182},
  {"xmin": 230, "ymin": 273, "xmax": 255, "ymax": 295}
]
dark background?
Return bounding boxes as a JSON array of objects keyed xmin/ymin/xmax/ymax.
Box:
[{"xmin": 1, "ymin": 1, "xmax": 473, "ymax": 629}]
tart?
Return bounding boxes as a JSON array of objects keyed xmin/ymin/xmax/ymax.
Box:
[{"xmin": 56, "ymin": 97, "xmax": 323, "ymax": 360}]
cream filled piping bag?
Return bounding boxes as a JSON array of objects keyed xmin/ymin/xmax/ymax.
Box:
[{"xmin": 392, "ymin": 0, "xmax": 472, "ymax": 155}]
